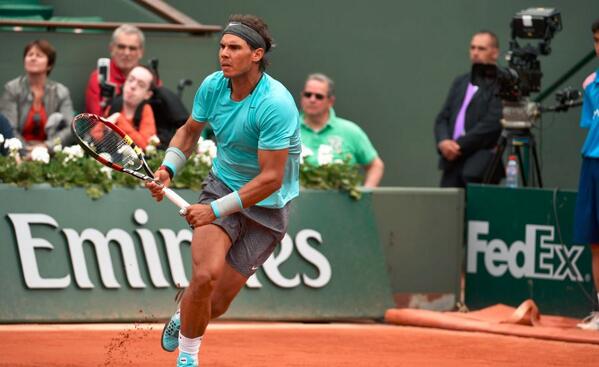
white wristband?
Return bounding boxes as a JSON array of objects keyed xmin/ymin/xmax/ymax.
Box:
[
  {"xmin": 210, "ymin": 191, "xmax": 243, "ymax": 218},
  {"xmin": 162, "ymin": 147, "xmax": 187, "ymax": 177}
]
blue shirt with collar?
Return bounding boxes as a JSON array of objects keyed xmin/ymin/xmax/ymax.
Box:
[{"xmin": 191, "ymin": 71, "xmax": 300, "ymax": 208}]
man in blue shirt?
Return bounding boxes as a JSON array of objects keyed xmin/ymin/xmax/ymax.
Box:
[
  {"xmin": 146, "ymin": 14, "xmax": 300, "ymax": 366},
  {"xmin": 575, "ymin": 17, "xmax": 599, "ymax": 331}
]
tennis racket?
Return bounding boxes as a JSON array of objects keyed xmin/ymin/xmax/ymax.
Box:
[{"xmin": 71, "ymin": 113, "xmax": 190, "ymax": 211}]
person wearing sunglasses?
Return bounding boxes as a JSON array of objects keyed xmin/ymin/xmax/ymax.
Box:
[
  {"xmin": 85, "ymin": 24, "xmax": 145, "ymax": 116},
  {"xmin": 0, "ymin": 39, "xmax": 74, "ymax": 152},
  {"xmin": 299, "ymin": 73, "xmax": 384, "ymax": 187}
]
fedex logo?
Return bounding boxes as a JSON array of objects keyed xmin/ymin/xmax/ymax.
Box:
[{"xmin": 467, "ymin": 221, "xmax": 586, "ymax": 282}]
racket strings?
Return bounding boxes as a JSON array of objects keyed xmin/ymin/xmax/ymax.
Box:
[{"xmin": 73, "ymin": 116, "xmax": 142, "ymax": 169}]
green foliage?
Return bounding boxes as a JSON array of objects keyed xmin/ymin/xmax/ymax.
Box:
[
  {"xmin": 0, "ymin": 148, "xmax": 363, "ymax": 199},
  {"xmin": 300, "ymin": 160, "xmax": 363, "ymax": 200}
]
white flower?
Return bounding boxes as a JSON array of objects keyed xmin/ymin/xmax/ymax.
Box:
[
  {"xmin": 148, "ymin": 135, "xmax": 160, "ymax": 146},
  {"xmin": 317, "ymin": 144, "xmax": 334, "ymax": 166},
  {"xmin": 100, "ymin": 166, "xmax": 112, "ymax": 179},
  {"xmin": 30, "ymin": 146, "xmax": 50, "ymax": 164},
  {"xmin": 301, "ymin": 145, "xmax": 314, "ymax": 158},
  {"xmin": 4, "ymin": 138, "xmax": 22, "ymax": 160},
  {"xmin": 62, "ymin": 144, "xmax": 84, "ymax": 164},
  {"xmin": 4, "ymin": 138, "xmax": 23, "ymax": 152},
  {"xmin": 198, "ymin": 137, "xmax": 217, "ymax": 158},
  {"xmin": 63, "ymin": 145, "xmax": 84, "ymax": 158},
  {"xmin": 53, "ymin": 144, "xmax": 62, "ymax": 153},
  {"xmin": 300, "ymin": 144, "xmax": 314, "ymax": 164},
  {"xmin": 199, "ymin": 154, "xmax": 212, "ymax": 166},
  {"xmin": 0, "ymin": 133, "xmax": 4, "ymax": 145},
  {"xmin": 145, "ymin": 144, "xmax": 156, "ymax": 156}
]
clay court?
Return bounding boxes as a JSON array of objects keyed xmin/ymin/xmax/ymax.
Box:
[{"xmin": 1, "ymin": 320, "xmax": 599, "ymax": 367}]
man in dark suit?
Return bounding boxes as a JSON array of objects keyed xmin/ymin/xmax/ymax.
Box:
[{"xmin": 434, "ymin": 31, "xmax": 503, "ymax": 187}]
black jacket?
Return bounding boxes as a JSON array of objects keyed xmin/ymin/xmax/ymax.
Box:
[{"xmin": 434, "ymin": 72, "xmax": 503, "ymax": 179}]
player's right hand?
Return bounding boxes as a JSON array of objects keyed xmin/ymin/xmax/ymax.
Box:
[{"xmin": 146, "ymin": 168, "xmax": 171, "ymax": 202}]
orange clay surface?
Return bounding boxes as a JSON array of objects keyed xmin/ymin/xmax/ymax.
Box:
[{"xmin": 1, "ymin": 322, "xmax": 598, "ymax": 367}]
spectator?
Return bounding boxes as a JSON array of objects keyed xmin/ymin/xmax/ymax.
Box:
[
  {"xmin": 105, "ymin": 65, "xmax": 157, "ymax": 149},
  {"xmin": 575, "ymin": 17, "xmax": 599, "ymax": 331},
  {"xmin": 85, "ymin": 24, "xmax": 145, "ymax": 116},
  {"xmin": 434, "ymin": 31, "xmax": 503, "ymax": 188},
  {"xmin": 0, "ymin": 39, "xmax": 74, "ymax": 151},
  {"xmin": 299, "ymin": 73, "xmax": 384, "ymax": 187},
  {"xmin": 0, "ymin": 112, "xmax": 15, "ymax": 156}
]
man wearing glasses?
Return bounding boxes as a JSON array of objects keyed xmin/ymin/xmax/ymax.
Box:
[
  {"xmin": 85, "ymin": 24, "xmax": 145, "ymax": 116},
  {"xmin": 299, "ymin": 73, "xmax": 385, "ymax": 187}
]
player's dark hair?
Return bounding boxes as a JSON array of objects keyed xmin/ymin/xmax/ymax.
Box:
[
  {"xmin": 228, "ymin": 14, "xmax": 273, "ymax": 71},
  {"xmin": 592, "ymin": 18, "xmax": 599, "ymax": 33}
]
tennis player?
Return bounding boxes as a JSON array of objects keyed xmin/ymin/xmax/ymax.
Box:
[{"xmin": 146, "ymin": 14, "xmax": 300, "ymax": 367}]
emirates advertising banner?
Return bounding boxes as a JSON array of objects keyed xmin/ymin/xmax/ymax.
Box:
[{"xmin": 0, "ymin": 186, "xmax": 393, "ymax": 322}]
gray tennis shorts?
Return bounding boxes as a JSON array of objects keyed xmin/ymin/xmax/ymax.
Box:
[{"xmin": 198, "ymin": 172, "xmax": 290, "ymax": 277}]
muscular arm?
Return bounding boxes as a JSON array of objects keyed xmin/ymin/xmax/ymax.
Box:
[
  {"xmin": 169, "ymin": 116, "xmax": 206, "ymax": 156},
  {"xmin": 145, "ymin": 116, "xmax": 204, "ymax": 201},
  {"xmin": 363, "ymin": 156, "xmax": 384, "ymax": 188},
  {"xmin": 176, "ymin": 146, "xmax": 289, "ymax": 228},
  {"xmin": 238, "ymin": 148, "xmax": 289, "ymax": 206}
]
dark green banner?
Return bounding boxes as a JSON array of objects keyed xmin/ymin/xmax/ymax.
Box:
[
  {"xmin": 0, "ymin": 185, "xmax": 393, "ymax": 322},
  {"xmin": 465, "ymin": 185, "xmax": 595, "ymax": 317}
]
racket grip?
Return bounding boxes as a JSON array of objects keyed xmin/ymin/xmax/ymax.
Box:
[{"xmin": 162, "ymin": 187, "xmax": 190, "ymax": 210}]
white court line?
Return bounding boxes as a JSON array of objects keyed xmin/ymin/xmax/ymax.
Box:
[{"xmin": 0, "ymin": 322, "xmax": 393, "ymax": 332}]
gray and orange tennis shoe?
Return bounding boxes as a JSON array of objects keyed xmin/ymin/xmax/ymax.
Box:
[
  {"xmin": 177, "ymin": 352, "xmax": 198, "ymax": 367},
  {"xmin": 161, "ymin": 309, "xmax": 181, "ymax": 352}
]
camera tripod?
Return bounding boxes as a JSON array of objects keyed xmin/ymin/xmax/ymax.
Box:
[{"xmin": 483, "ymin": 127, "xmax": 543, "ymax": 187}]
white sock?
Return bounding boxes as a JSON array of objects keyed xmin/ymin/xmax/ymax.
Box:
[{"xmin": 179, "ymin": 333, "xmax": 202, "ymax": 359}]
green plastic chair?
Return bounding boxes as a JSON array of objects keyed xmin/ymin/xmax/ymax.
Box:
[{"xmin": 0, "ymin": 3, "xmax": 53, "ymax": 20}]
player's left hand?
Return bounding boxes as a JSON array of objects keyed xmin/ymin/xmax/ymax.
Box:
[{"xmin": 183, "ymin": 203, "xmax": 217, "ymax": 228}]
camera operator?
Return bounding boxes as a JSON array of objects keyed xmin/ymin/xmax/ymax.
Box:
[
  {"xmin": 85, "ymin": 24, "xmax": 145, "ymax": 116},
  {"xmin": 434, "ymin": 31, "xmax": 503, "ymax": 187},
  {"xmin": 574, "ymin": 17, "xmax": 599, "ymax": 331}
]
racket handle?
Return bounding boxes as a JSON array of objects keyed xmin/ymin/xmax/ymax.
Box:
[{"xmin": 162, "ymin": 187, "xmax": 190, "ymax": 210}]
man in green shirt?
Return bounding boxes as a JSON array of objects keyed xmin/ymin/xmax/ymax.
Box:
[{"xmin": 299, "ymin": 73, "xmax": 384, "ymax": 187}]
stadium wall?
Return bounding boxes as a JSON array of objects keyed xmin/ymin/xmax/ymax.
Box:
[
  {"xmin": 1, "ymin": 0, "xmax": 598, "ymax": 189},
  {"xmin": 0, "ymin": 186, "xmax": 398, "ymax": 322}
]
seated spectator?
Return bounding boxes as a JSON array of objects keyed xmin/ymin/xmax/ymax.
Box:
[
  {"xmin": 0, "ymin": 39, "xmax": 74, "ymax": 152},
  {"xmin": 0, "ymin": 112, "xmax": 15, "ymax": 156},
  {"xmin": 85, "ymin": 24, "xmax": 145, "ymax": 116},
  {"xmin": 299, "ymin": 73, "xmax": 385, "ymax": 187},
  {"xmin": 105, "ymin": 65, "xmax": 157, "ymax": 149}
]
